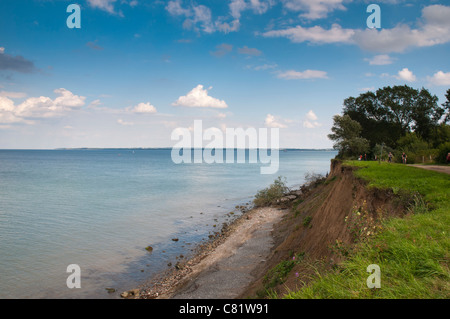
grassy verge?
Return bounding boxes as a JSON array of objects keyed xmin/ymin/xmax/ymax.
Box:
[{"xmin": 284, "ymin": 161, "xmax": 450, "ymax": 299}]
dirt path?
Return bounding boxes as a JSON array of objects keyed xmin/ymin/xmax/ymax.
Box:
[
  {"xmin": 408, "ymin": 165, "xmax": 450, "ymax": 175},
  {"xmin": 158, "ymin": 207, "xmax": 286, "ymax": 299}
]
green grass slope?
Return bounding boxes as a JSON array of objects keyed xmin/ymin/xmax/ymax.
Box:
[{"xmin": 285, "ymin": 161, "xmax": 450, "ymax": 299}]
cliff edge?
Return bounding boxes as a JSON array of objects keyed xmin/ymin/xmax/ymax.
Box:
[{"xmin": 241, "ymin": 160, "xmax": 408, "ymax": 298}]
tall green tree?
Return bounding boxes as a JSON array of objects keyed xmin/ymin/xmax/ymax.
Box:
[
  {"xmin": 442, "ymin": 88, "xmax": 450, "ymax": 124},
  {"xmin": 328, "ymin": 114, "xmax": 369, "ymax": 158},
  {"xmin": 342, "ymin": 85, "xmax": 444, "ymax": 148}
]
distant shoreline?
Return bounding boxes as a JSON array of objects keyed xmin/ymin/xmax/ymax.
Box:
[{"xmin": 0, "ymin": 148, "xmax": 336, "ymax": 151}]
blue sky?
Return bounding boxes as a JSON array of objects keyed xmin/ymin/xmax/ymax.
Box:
[{"xmin": 0, "ymin": 0, "xmax": 449, "ymax": 149}]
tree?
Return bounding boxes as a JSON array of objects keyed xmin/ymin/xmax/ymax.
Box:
[
  {"xmin": 343, "ymin": 92, "xmax": 402, "ymax": 149},
  {"xmin": 342, "ymin": 85, "xmax": 444, "ymax": 147},
  {"xmin": 375, "ymin": 85, "xmax": 417, "ymax": 132},
  {"xmin": 442, "ymin": 89, "xmax": 450, "ymax": 124},
  {"xmin": 328, "ymin": 114, "xmax": 369, "ymax": 158},
  {"xmin": 411, "ymin": 88, "xmax": 443, "ymax": 143}
]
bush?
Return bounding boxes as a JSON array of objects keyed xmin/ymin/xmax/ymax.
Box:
[
  {"xmin": 305, "ymin": 172, "xmax": 325, "ymax": 186},
  {"xmin": 254, "ymin": 176, "xmax": 289, "ymax": 207},
  {"xmin": 263, "ymin": 253, "xmax": 304, "ymax": 289},
  {"xmin": 436, "ymin": 142, "xmax": 450, "ymax": 164},
  {"xmin": 372, "ymin": 144, "xmax": 395, "ymax": 162},
  {"xmin": 393, "ymin": 133, "xmax": 439, "ymax": 164},
  {"xmin": 302, "ymin": 216, "xmax": 312, "ymax": 227}
]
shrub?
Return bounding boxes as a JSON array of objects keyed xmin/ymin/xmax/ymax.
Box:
[
  {"xmin": 254, "ymin": 176, "xmax": 289, "ymax": 207},
  {"xmin": 436, "ymin": 141, "xmax": 450, "ymax": 164},
  {"xmin": 263, "ymin": 253, "xmax": 305, "ymax": 289},
  {"xmin": 302, "ymin": 216, "xmax": 312, "ymax": 227},
  {"xmin": 304, "ymin": 172, "xmax": 325, "ymax": 188}
]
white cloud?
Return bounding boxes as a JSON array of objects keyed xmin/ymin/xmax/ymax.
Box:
[
  {"xmin": 166, "ymin": 1, "xmax": 215, "ymax": 33},
  {"xmin": 238, "ymin": 46, "xmax": 262, "ymax": 56},
  {"xmin": 166, "ymin": 0, "xmax": 191, "ymax": 16},
  {"xmin": 263, "ymin": 23, "xmax": 355, "ymax": 44},
  {"xmin": 0, "ymin": 96, "xmax": 15, "ymax": 112},
  {"xmin": 305, "ymin": 110, "xmax": 318, "ymax": 121},
  {"xmin": 0, "ymin": 47, "xmax": 4, "ymax": 54},
  {"xmin": 167, "ymin": 0, "xmax": 274, "ymax": 34},
  {"xmin": 427, "ymin": 71, "xmax": 450, "ymax": 86},
  {"xmin": 215, "ymin": 19, "xmax": 240, "ymax": 33},
  {"xmin": 277, "ymin": 69, "xmax": 328, "ymax": 80},
  {"xmin": 0, "ymin": 88, "xmax": 86, "ymax": 124},
  {"xmin": 0, "ymin": 91, "xmax": 27, "ymax": 99},
  {"xmin": 252, "ymin": 64, "xmax": 278, "ymax": 71},
  {"xmin": 359, "ymin": 87, "xmax": 376, "ymax": 92},
  {"xmin": 15, "ymin": 88, "xmax": 85, "ymax": 118},
  {"xmin": 303, "ymin": 121, "xmax": 316, "ymax": 128},
  {"xmin": 87, "ymin": 0, "xmax": 136, "ymax": 14},
  {"xmin": 422, "ymin": 4, "xmax": 450, "ymax": 28},
  {"xmin": 52, "ymin": 88, "xmax": 86, "ymax": 108},
  {"xmin": 282, "ymin": 0, "xmax": 347, "ymax": 20},
  {"xmin": 230, "ymin": 0, "xmax": 247, "ymax": 19},
  {"xmin": 229, "ymin": 0, "xmax": 274, "ymax": 18},
  {"xmin": 265, "ymin": 114, "xmax": 287, "ymax": 128},
  {"xmin": 87, "ymin": 0, "xmax": 119, "ymax": 15},
  {"xmin": 0, "ymin": 96, "xmax": 27, "ymax": 124},
  {"xmin": 161, "ymin": 120, "xmax": 178, "ymax": 128},
  {"xmin": 173, "ymin": 85, "xmax": 228, "ymax": 109},
  {"xmin": 249, "ymin": 0, "xmax": 274, "ymax": 15},
  {"xmin": 117, "ymin": 119, "xmax": 134, "ymax": 126},
  {"xmin": 262, "ymin": 5, "xmax": 450, "ymax": 53},
  {"xmin": 395, "ymin": 68, "xmax": 416, "ymax": 82},
  {"xmin": 210, "ymin": 43, "xmax": 233, "ymax": 57},
  {"xmin": 88, "ymin": 99, "xmax": 102, "ymax": 109},
  {"xmin": 128, "ymin": 102, "xmax": 157, "ymax": 114},
  {"xmin": 191, "ymin": 5, "xmax": 214, "ymax": 33},
  {"xmin": 353, "ymin": 5, "xmax": 450, "ymax": 53},
  {"xmin": 303, "ymin": 110, "xmax": 322, "ymax": 129},
  {"xmin": 364, "ymin": 54, "xmax": 395, "ymax": 65}
]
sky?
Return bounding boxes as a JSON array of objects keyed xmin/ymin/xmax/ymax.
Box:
[{"xmin": 0, "ymin": 0, "xmax": 449, "ymax": 149}]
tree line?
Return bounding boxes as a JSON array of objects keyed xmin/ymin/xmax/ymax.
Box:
[{"xmin": 328, "ymin": 85, "xmax": 450, "ymax": 164}]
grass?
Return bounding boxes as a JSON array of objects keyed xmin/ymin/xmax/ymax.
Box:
[
  {"xmin": 284, "ymin": 161, "xmax": 450, "ymax": 299},
  {"xmin": 257, "ymin": 253, "xmax": 305, "ymax": 298},
  {"xmin": 348, "ymin": 161, "xmax": 449, "ymax": 207},
  {"xmin": 303, "ymin": 216, "xmax": 312, "ymax": 227}
]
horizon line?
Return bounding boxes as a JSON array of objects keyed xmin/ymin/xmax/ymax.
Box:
[{"xmin": 0, "ymin": 147, "xmax": 337, "ymax": 151}]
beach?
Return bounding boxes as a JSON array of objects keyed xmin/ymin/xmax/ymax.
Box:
[{"xmin": 136, "ymin": 206, "xmax": 287, "ymax": 299}]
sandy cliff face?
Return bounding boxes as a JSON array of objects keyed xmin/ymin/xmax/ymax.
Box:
[{"xmin": 241, "ymin": 160, "xmax": 407, "ymax": 298}]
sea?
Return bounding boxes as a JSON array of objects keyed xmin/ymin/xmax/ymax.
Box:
[{"xmin": 0, "ymin": 149, "xmax": 337, "ymax": 298}]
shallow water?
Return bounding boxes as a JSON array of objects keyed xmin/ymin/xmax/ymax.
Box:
[{"xmin": 0, "ymin": 149, "xmax": 337, "ymax": 298}]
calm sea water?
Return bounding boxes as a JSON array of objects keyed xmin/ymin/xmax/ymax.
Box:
[{"xmin": 0, "ymin": 149, "xmax": 337, "ymax": 298}]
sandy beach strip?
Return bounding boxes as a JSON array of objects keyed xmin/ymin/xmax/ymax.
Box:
[{"xmin": 137, "ymin": 206, "xmax": 286, "ymax": 299}]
